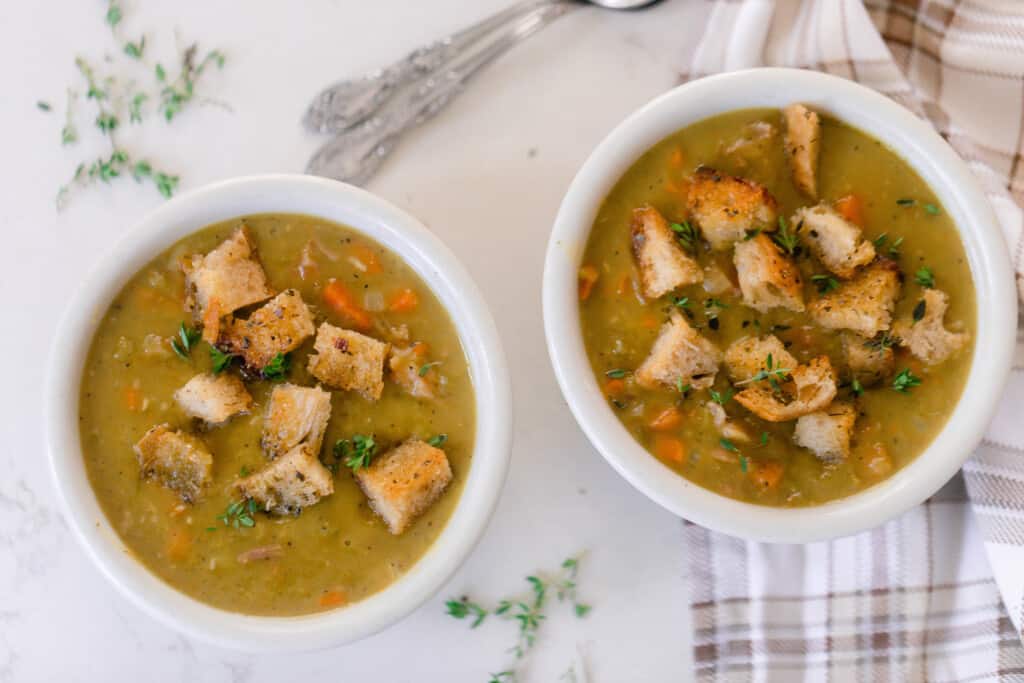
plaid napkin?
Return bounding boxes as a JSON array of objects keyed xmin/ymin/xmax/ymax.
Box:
[{"xmin": 679, "ymin": 1, "xmax": 1024, "ymax": 680}]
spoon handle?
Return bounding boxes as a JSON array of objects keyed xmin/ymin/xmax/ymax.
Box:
[
  {"xmin": 304, "ymin": 0, "xmax": 573, "ymax": 135},
  {"xmin": 306, "ymin": 0, "xmax": 576, "ymax": 184}
]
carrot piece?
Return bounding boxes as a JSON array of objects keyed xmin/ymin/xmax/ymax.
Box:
[
  {"xmin": 615, "ymin": 274, "xmax": 631, "ymax": 297},
  {"xmin": 165, "ymin": 527, "xmax": 192, "ymax": 562},
  {"xmin": 654, "ymin": 435, "xmax": 686, "ymax": 463},
  {"xmin": 348, "ymin": 244, "xmax": 382, "ymax": 275},
  {"xmin": 388, "ymin": 288, "xmax": 419, "ymax": 313},
  {"xmin": 834, "ymin": 194, "xmax": 864, "ymax": 227},
  {"xmin": 579, "ymin": 265, "xmax": 599, "ymax": 301},
  {"xmin": 604, "ymin": 378, "xmax": 626, "ymax": 397},
  {"xmin": 410, "ymin": 341, "xmax": 431, "ymax": 359},
  {"xmin": 649, "ymin": 407, "xmax": 683, "ymax": 432},
  {"xmin": 123, "ymin": 385, "xmax": 142, "ymax": 411},
  {"xmin": 322, "ymin": 279, "xmax": 373, "ymax": 330},
  {"xmin": 750, "ymin": 460, "xmax": 784, "ymax": 490},
  {"xmin": 319, "ymin": 590, "xmax": 347, "ymax": 608}
]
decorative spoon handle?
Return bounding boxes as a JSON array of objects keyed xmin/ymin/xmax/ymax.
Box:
[{"xmin": 306, "ymin": 0, "xmax": 575, "ymax": 184}]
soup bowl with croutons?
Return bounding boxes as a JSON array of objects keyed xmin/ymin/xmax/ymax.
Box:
[
  {"xmin": 544, "ymin": 68, "xmax": 1017, "ymax": 543},
  {"xmin": 46, "ymin": 175, "xmax": 511, "ymax": 650}
]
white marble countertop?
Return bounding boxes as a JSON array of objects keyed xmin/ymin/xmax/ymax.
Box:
[{"xmin": 0, "ymin": 1, "xmax": 710, "ymax": 680}]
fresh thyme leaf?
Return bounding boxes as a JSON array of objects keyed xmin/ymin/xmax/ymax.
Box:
[
  {"xmin": 445, "ymin": 597, "xmax": 489, "ymax": 628},
  {"xmin": 772, "ymin": 216, "xmax": 799, "ymax": 255},
  {"xmin": 760, "ymin": 431, "xmax": 769, "ymax": 446},
  {"xmin": 334, "ymin": 434, "xmax": 377, "ymax": 471},
  {"xmin": 488, "ymin": 672, "xmax": 516, "ymax": 683},
  {"xmin": 892, "ymin": 368, "xmax": 922, "ymax": 393},
  {"xmin": 129, "ymin": 92, "xmax": 147, "ymax": 123},
  {"xmin": 873, "ymin": 232, "xmax": 888, "ymax": 248},
  {"xmin": 670, "ymin": 221, "xmax": 698, "ymax": 251},
  {"xmin": 739, "ymin": 455, "xmax": 749, "ymax": 472},
  {"xmin": 37, "ymin": 101, "xmax": 51, "ymax": 111},
  {"xmin": 239, "ymin": 465, "xmax": 250, "ymax": 477},
  {"xmin": 719, "ymin": 437, "xmax": 739, "ymax": 453},
  {"xmin": 154, "ymin": 172, "xmax": 179, "ymax": 198},
  {"xmin": 924, "ymin": 203, "xmax": 940, "ymax": 215},
  {"xmin": 158, "ymin": 45, "xmax": 227, "ymax": 123},
  {"xmin": 124, "ymin": 36, "xmax": 146, "ymax": 59},
  {"xmin": 676, "ymin": 377, "xmax": 691, "ymax": 394},
  {"xmin": 95, "ymin": 112, "xmax": 118, "ymax": 134},
  {"xmin": 261, "ymin": 352, "xmax": 290, "ymax": 381},
  {"xmin": 811, "ymin": 273, "xmax": 839, "ymax": 294},
  {"xmin": 61, "ymin": 123, "xmax": 77, "ymax": 146},
  {"xmin": 704, "ymin": 298, "xmax": 729, "ymax": 310},
  {"xmin": 217, "ymin": 498, "xmax": 256, "ymax": 529},
  {"xmin": 915, "ymin": 266, "xmax": 935, "ymax": 288},
  {"xmin": 418, "ymin": 361, "xmax": 441, "ymax": 377},
  {"xmin": 735, "ymin": 355, "xmax": 790, "ymax": 386},
  {"xmin": 864, "ymin": 332, "xmax": 897, "ymax": 351},
  {"xmin": 170, "ymin": 322, "xmax": 200, "ymax": 360},
  {"xmin": 605, "ymin": 368, "xmax": 628, "ymax": 379},
  {"xmin": 672, "ymin": 296, "xmax": 690, "ymax": 309},
  {"xmin": 155, "ymin": 63, "xmax": 166, "ymax": 81},
  {"xmin": 106, "ymin": 1, "xmax": 122, "ymax": 28},
  {"xmin": 912, "ymin": 299, "xmax": 927, "ymax": 322},
  {"xmin": 851, "ymin": 378, "xmax": 864, "ymax": 397},
  {"xmin": 888, "ymin": 236, "xmax": 904, "ymax": 258},
  {"xmin": 709, "ymin": 388, "xmax": 734, "ymax": 405},
  {"xmin": 210, "ymin": 345, "xmax": 235, "ymax": 374},
  {"xmin": 896, "ymin": 198, "xmax": 916, "ymax": 206},
  {"xmin": 743, "ymin": 227, "xmax": 762, "ymax": 240},
  {"xmin": 427, "ymin": 433, "xmax": 448, "ymax": 448}
]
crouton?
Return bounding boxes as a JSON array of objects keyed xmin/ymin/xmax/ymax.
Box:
[
  {"xmin": 809, "ymin": 260, "xmax": 902, "ymax": 337},
  {"xmin": 706, "ymin": 401, "xmax": 751, "ymax": 443},
  {"xmin": 724, "ymin": 335, "xmax": 798, "ymax": 383},
  {"xmin": 173, "ymin": 373, "xmax": 252, "ymax": 425},
  {"xmin": 262, "ymin": 384, "xmax": 332, "ymax": 459},
  {"xmin": 219, "ymin": 289, "xmax": 316, "ymax": 372},
  {"xmin": 354, "ymin": 439, "xmax": 452, "ymax": 535},
  {"xmin": 630, "ymin": 206, "xmax": 703, "ymax": 298},
  {"xmin": 236, "ymin": 444, "xmax": 334, "ymax": 515},
  {"xmin": 793, "ymin": 204, "xmax": 875, "ymax": 278},
  {"xmin": 841, "ymin": 332, "xmax": 894, "ymax": 386},
  {"xmin": 133, "ymin": 424, "xmax": 213, "ymax": 503},
  {"xmin": 702, "ymin": 262, "xmax": 737, "ymax": 296},
  {"xmin": 388, "ymin": 344, "xmax": 438, "ymax": 400},
  {"xmin": 685, "ymin": 167, "xmax": 779, "ymax": 250},
  {"xmin": 793, "ymin": 402, "xmax": 857, "ymax": 461},
  {"xmin": 182, "ymin": 226, "xmax": 274, "ymax": 327},
  {"xmin": 734, "ymin": 356, "xmax": 837, "ymax": 422},
  {"xmin": 635, "ymin": 310, "xmax": 722, "ymax": 391},
  {"xmin": 893, "ymin": 288, "xmax": 968, "ymax": 364},
  {"xmin": 783, "ymin": 104, "xmax": 821, "ymax": 198},
  {"xmin": 733, "ymin": 233, "xmax": 805, "ymax": 313},
  {"xmin": 307, "ymin": 322, "xmax": 389, "ymax": 400}
]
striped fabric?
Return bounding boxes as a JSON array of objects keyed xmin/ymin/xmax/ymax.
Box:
[{"xmin": 680, "ymin": 1, "xmax": 1024, "ymax": 680}]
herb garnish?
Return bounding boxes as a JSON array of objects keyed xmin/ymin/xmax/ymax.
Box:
[
  {"xmin": 892, "ymin": 368, "xmax": 922, "ymax": 393},
  {"xmin": 760, "ymin": 431, "xmax": 769, "ymax": 446},
  {"xmin": 912, "ymin": 299, "xmax": 927, "ymax": 322},
  {"xmin": 170, "ymin": 322, "xmax": 200, "ymax": 360},
  {"xmin": 735, "ymin": 353, "xmax": 790, "ymax": 392},
  {"xmin": 811, "ymin": 273, "xmax": 839, "ymax": 294},
  {"xmin": 676, "ymin": 378, "xmax": 691, "ymax": 395},
  {"xmin": 873, "ymin": 232, "xmax": 888, "ymax": 248},
  {"xmin": 772, "ymin": 216, "xmax": 799, "ymax": 255},
  {"xmin": 124, "ymin": 36, "xmax": 146, "ymax": 59},
  {"xmin": 210, "ymin": 345, "xmax": 236, "ymax": 374},
  {"xmin": 418, "ymin": 361, "xmax": 441, "ymax": 377},
  {"xmin": 37, "ymin": 101, "xmax": 51, "ymax": 112},
  {"xmin": 157, "ymin": 45, "xmax": 226, "ymax": 122},
  {"xmin": 427, "ymin": 434, "xmax": 448, "ymax": 448},
  {"xmin": 743, "ymin": 227, "xmax": 762, "ymax": 240},
  {"xmin": 887, "ymin": 236, "xmax": 904, "ymax": 258},
  {"xmin": 851, "ymin": 378, "xmax": 864, "ymax": 397},
  {"xmin": 261, "ymin": 353, "xmax": 290, "ymax": 381},
  {"xmin": 672, "ymin": 296, "xmax": 690, "ymax": 309},
  {"xmin": 334, "ymin": 434, "xmax": 377, "ymax": 471},
  {"xmin": 719, "ymin": 437, "xmax": 739, "ymax": 452},
  {"xmin": 915, "ymin": 266, "xmax": 935, "ymax": 288},
  {"xmin": 446, "ymin": 597, "xmax": 489, "ymax": 628},
  {"xmin": 924, "ymin": 203, "xmax": 940, "ymax": 215},
  {"xmin": 896, "ymin": 198, "xmax": 915, "ymax": 206},
  {"xmin": 670, "ymin": 221, "xmax": 698, "ymax": 252},
  {"xmin": 217, "ymin": 499, "xmax": 256, "ymax": 528},
  {"xmin": 605, "ymin": 368, "xmax": 628, "ymax": 379},
  {"xmin": 709, "ymin": 388, "xmax": 734, "ymax": 405},
  {"xmin": 864, "ymin": 332, "xmax": 897, "ymax": 351}
]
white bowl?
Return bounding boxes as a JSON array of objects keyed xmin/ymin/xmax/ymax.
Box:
[
  {"xmin": 543, "ymin": 68, "xmax": 1017, "ymax": 543},
  {"xmin": 45, "ymin": 175, "xmax": 512, "ymax": 651}
]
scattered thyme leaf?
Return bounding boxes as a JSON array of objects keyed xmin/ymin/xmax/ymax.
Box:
[
  {"xmin": 760, "ymin": 431, "xmax": 769, "ymax": 446},
  {"xmin": 912, "ymin": 299, "xmax": 927, "ymax": 322},
  {"xmin": 676, "ymin": 377, "xmax": 691, "ymax": 394},
  {"xmin": 892, "ymin": 368, "xmax": 922, "ymax": 393},
  {"xmin": 124, "ymin": 36, "xmax": 146, "ymax": 59},
  {"xmin": 719, "ymin": 437, "xmax": 739, "ymax": 453},
  {"xmin": 217, "ymin": 498, "xmax": 256, "ymax": 529},
  {"xmin": 427, "ymin": 433, "xmax": 448, "ymax": 448},
  {"xmin": 210, "ymin": 345, "xmax": 235, "ymax": 374},
  {"xmin": 924, "ymin": 203, "xmax": 940, "ymax": 215},
  {"xmin": 672, "ymin": 296, "xmax": 690, "ymax": 309},
  {"xmin": 811, "ymin": 273, "xmax": 839, "ymax": 294},
  {"xmin": 851, "ymin": 378, "xmax": 864, "ymax": 397},
  {"xmin": 772, "ymin": 216, "xmax": 799, "ymax": 255},
  {"xmin": 170, "ymin": 322, "xmax": 199, "ymax": 360},
  {"xmin": 106, "ymin": 1, "xmax": 122, "ymax": 29},
  {"xmin": 261, "ymin": 352, "xmax": 290, "ymax": 381},
  {"xmin": 605, "ymin": 368, "xmax": 628, "ymax": 379},
  {"xmin": 915, "ymin": 266, "xmax": 935, "ymax": 289},
  {"xmin": 888, "ymin": 236, "xmax": 904, "ymax": 258},
  {"xmin": 446, "ymin": 598, "xmax": 489, "ymax": 628},
  {"xmin": 418, "ymin": 361, "xmax": 442, "ymax": 377},
  {"xmin": 670, "ymin": 221, "xmax": 698, "ymax": 252},
  {"xmin": 334, "ymin": 434, "xmax": 377, "ymax": 471},
  {"xmin": 896, "ymin": 198, "xmax": 915, "ymax": 206},
  {"xmin": 37, "ymin": 101, "xmax": 51, "ymax": 112},
  {"xmin": 709, "ymin": 388, "xmax": 734, "ymax": 405}
]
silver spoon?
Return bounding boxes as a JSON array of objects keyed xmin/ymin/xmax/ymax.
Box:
[{"xmin": 305, "ymin": 0, "xmax": 659, "ymax": 185}]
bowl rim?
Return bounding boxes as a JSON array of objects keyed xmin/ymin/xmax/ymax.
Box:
[
  {"xmin": 543, "ymin": 67, "xmax": 1018, "ymax": 543},
  {"xmin": 44, "ymin": 174, "xmax": 512, "ymax": 651}
]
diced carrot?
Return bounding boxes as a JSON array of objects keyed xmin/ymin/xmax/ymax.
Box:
[
  {"xmin": 322, "ymin": 279, "xmax": 373, "ymax": 330},
  {"xmin": 388, "ymin": 288, "xmax": 419, "ymax": 313},
  {"xmin": 615, "ymin": 274, "xmax": 631, "ymax": 297},
  {"xmin": 123, "ymin": 385, "xmax": 142, "ymax": 411},
  {"xmin": 649, "ymin": 407, "xmax": 683, "ymax": 432},
  {"xmin": 640, "ymin": 314, "xmax": 659, "ymax": 329},
  {"xmin": 604, "ymin": 378, "xmax": 626, "ymax": 397},
  {"xmin": 579, "ymin": 265, "xmax": 599, "ymax": 302},
  {"xmin": 319, "ymin": 590, "xmax": 347, "ymax": 608},
  {"xmin": 201, "ymin": 297, "xmax": 222, "ymax": 344},
  {"xmin": 834, "ymin": 194, "xmax": 864, "ymax": 227},
  {"xmin": 348, "ymin": 244, "xmax": 382, "ymax": 275},
  {"xmin": 410, "ymin": 341, "xmax": 431, "ymax": 359},
  {"xmin": 654, "ymin": 435, "xmax": 686, "ymax": 463},
  {"xmin": 165, "ymin": 527, "xmax": 192, "ymax": 562},
  {"xmin": 750, "ymin": 460, "xmax": 784, "ymax": 490}
]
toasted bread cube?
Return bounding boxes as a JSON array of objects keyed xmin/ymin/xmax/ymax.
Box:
[
  {"xmin": 733, "ymin": 233, "xmax": 805, "ymax": 313},
  {"xmin": 841, "ymin": 332, "xmax": 894, "ymax": 386},
  {"xmin": 724, "ymin": 335, "xmax": 798, "ymax": 383},
  {"xmin": 783, "ymin": 104, "xmax": 821, "ymax": 198},
  {"xmin": 388, "ymin": 343, "xmax": 438, "ymax": 400},
  {"xmin": 735, "ymin": 356, "xmax": 837, "ymax": 422},
  {"xmin": 236, "ymin": 444, "xmax": 334, "ymax": 515},
  {"xmin": 630, "ymin": 206, "xmax": 703, "ymax": 298},
  {"xmin": 219, "ymin": 289, "xmax": 315, "ymax": 372},
  {"xmin": 134, "ymin": 424, "xmax": 213, "ymax": 503},
  {"xmin": 893, "ymin": 288, "xmax": 968, "ymax": 364},
  {"xmin": 307, "ymin": 322, "xmax": 389, "ymax": 400},
  {"xmin": 182, "ymin": 226, "xmax": 274, "ymax": 329},
  {"xmin": 793, "ymin": 204, "xmax": 875, "ymax": 278},
  {"xmin": 685, "ymin": 167, "xmax": 779, "ymax": 250},
  {"xmin": 809, "ymin": 260, "xmax": 901, "ymax": 337},
  {"xmin": 262, "ymin": 384, "xmax": 332, "ymax": 459},
  {"xmin": 174, "ymin": 373, "xmax": 252, "ymax": 425},
  {"xmin": 794, "ymin": 402, "xmax": 857, "ymax": 461},
  {"xmin": 635, "ymin": 310, "xmax": 722, "ymax": 391},
  {"xmin": 354, "ymin": 439, "xmax": 452, "ymax": 535}
]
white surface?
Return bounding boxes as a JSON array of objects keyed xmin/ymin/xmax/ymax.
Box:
[
  {"xmin": 0, "ymin": 0, "xmax": 707, "ymax": 681},
  {"xmin": 544, "ymin": 68, "xmax": 1017, "ymax": 543},
  {"xmin": 45, "ymin": 176, "xmax": 513, "ymax": 652}
]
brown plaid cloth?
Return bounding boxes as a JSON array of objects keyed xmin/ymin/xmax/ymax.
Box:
[{"xmin": 679, "ymin": 1, "xmax": 1024, "ymax": 680}]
